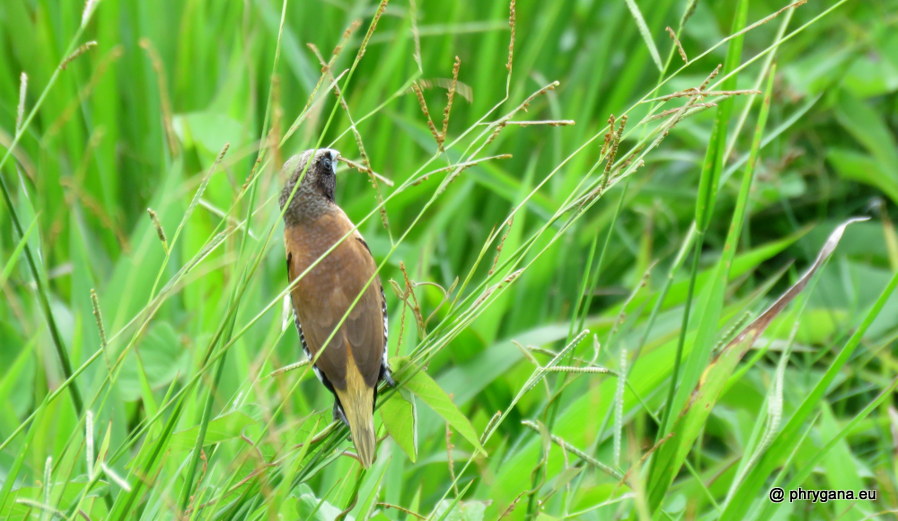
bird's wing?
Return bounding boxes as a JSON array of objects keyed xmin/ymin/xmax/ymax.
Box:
[
  {"xmin": 285, "ymin": 210, "xmax": 385, "ymax": 391},
  {"xmin": 340, "ymin": 236, "xmax": 386, "ymax": 388}
]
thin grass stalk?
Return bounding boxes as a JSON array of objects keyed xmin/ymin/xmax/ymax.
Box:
[{"xmin": 658, "ymin": 0, "xmax": 747, "ymax": 437}]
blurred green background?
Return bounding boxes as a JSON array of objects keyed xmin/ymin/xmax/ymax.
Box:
[{"xmin": 1, "ymin": 0, "xmax": 897, "ymax": 519}]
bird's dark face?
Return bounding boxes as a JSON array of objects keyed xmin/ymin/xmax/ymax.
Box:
[{"xmin": 280, "ymin": 148, "xmax": 340, "ymax": 223}]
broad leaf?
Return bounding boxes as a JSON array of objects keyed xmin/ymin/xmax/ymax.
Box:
[
  {"xmin": 381, "ymin": 390, "xmax": 417, "ymax": 462},
  {"xmin": 393, "ymin": 357, "xmax": 486, "ymax": 455}
]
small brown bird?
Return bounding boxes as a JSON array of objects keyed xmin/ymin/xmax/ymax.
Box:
[{"xmin": 280, "ymin": 148, "xmax": 392, "ymax": 467}]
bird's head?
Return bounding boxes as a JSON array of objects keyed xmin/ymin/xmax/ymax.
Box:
[{"xmin": 279, "ymin": 148, "xmax": 340, "ymax": 223}]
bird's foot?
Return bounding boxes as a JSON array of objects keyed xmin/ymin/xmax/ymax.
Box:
[{"xmin": 380, "ymin": 364, "xmax": 396, "ymax": 387}]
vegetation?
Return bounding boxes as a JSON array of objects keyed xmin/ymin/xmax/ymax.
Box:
[{"xmin": 1, "ymin": 0, "xmax": 896, "ymax": 519}]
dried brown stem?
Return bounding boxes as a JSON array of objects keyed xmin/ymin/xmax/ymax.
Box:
[
  {"xmin": 400, "ymin": 262, "xmax": 426, "ymax": 333},
  {"xmin": 61, "ymin": 41, "xmax": 98, "ymax": 70},
  {"xmin": 439, "ymin": 56, "xmax": 461, "ymax": 151},
  {"xmin": 666, "ymin": 27, "xmax": 688, "ymax": 63},
  {"xmin": 146, "ymin": 208, "xmax": 168, "ymax": 253},
  {"xmin": 506, "ymin": 0, "xmax": 516, "ymax": 72},
  {"xmin": 411, "ymin": 82, "xmax": 442, "ymax": 146},
  {"xmin": 601, "ymin": 115, "xmax": 628, "ymax": 191},
  {"xmin": 334, "ymin": 20, "xmax": 362, "ymax": 60},
  {"xmin": 699, "ymin": 64, "xmax": 723, "ymax": 92},
  {"xmin": 90, "ymin": 289, "xmax": 109, "ymax": 368}
]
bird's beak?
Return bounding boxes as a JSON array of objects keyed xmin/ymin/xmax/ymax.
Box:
[{"xmin": 332, "ymin": 152, "xmax": 342, "ymax": 173}]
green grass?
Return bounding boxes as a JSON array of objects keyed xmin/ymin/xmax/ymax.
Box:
[{"xmin": 1, "ymin": 0, "xmax": 897, "ymax": 519}]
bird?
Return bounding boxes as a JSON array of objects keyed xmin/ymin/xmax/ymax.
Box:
[{"xmin": 279, "ymin": 148, "xmax": 392, "ymax": 467}]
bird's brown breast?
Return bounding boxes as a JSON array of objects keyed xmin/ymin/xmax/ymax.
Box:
[{"xmin": 285, "ymin": 208, "xmax": 385, "ymax": 391}]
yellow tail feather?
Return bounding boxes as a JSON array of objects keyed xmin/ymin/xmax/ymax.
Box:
[{"xmin": 335, "ymin": 368, "xmax": 376, "ymax": 467}]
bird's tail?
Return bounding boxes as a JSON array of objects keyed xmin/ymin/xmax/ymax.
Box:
[{"xmin": 335, "ymin": 377, "xmax": 376, "ymax": 467}]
